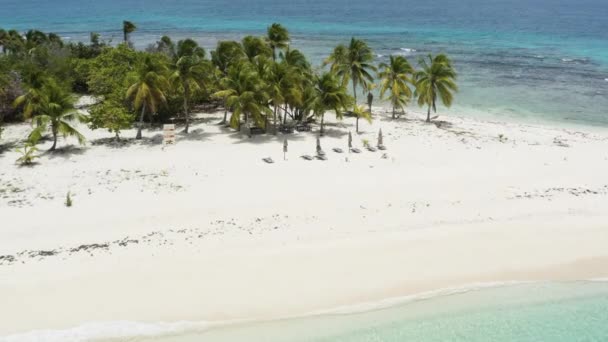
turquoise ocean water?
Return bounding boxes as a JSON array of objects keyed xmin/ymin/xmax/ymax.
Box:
[
  {"xmin": 6, "ymin": 281, "xmax": 607, "ymax": 341},
  {"xmin": 131, "ymin": 282, "xmax": 608, "ymax": 342},
  {"xmin": 126, "ymin": 282, "xmax": 608, "ymax": 341},
  {"xmin": 1, "ymin": 0, "xmax": 608, "ymax": 126}
]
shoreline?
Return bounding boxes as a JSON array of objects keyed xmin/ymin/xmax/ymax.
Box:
[
  {"xmin": 1, "ymin": 108, "xmax": 608, "ymax": 339},
  {"xmin": 3, "ymin": 279, "xmax": 607, "ymax": 342}
]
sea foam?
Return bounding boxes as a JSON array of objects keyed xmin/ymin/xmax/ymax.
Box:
[{"xmin": 0, "ymin": 321, "xmax": 209, "ymax": 342}]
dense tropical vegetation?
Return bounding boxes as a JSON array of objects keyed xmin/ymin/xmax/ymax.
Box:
[{"xmin": 0, "ymin": 22, "xmax": 457, "ymax": 155}]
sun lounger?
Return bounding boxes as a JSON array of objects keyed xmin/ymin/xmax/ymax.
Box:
[
  {"xmin": 367, "ymin": 146, "xmax": 377, "ymax": 152},
  {"xmin": 262, "ymin": 157, "xmax": 274, "ymax": 164},
  {"xmin": 350, "ymin": 148, "xmax": 362, "ymax": 154},
  {"xmin": 295, "ymin": 123, "xmax": 312, "ymax": 132},
  {"xmin": 250, "ymin": 126, "xmax": 265, "ymax": 135},
  {"xmin": 378, "ymin": 145, "xmax": 387, "ymax": 150},
  {"xmin": 280, "ymin": 125, "xmax": 295, "ymax": 134},
  {"xmin": 315, "ymin": 155, "xmax": 328, "ymax": 161},
  {"xmin": 332, "ymin": 148, "xmax": 344, "ymax": 153},
  {"xmin": 301, "ymin": 155, "xmax": 314, "ymax": 160}
]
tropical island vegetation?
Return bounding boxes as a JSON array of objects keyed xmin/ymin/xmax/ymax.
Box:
[{"xmin": 0, "ymin": 23, "xmax": 457, "ymax": 156}]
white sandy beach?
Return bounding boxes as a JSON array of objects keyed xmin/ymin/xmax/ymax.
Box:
[{"xmin": 1, "ymin": 105, "xmax": 608, "ymax": 340}]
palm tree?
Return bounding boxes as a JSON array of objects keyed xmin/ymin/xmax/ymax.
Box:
[
  {"xmin": 13, "ymin": 68, "xmax": 48, "ymax": 118},
  {"xmin": 23, "ymin": 30, "xmax": 48, "ymax": 54},
  {"xmin": 266, "ymin": 61, "xmax": 303, "ymax": 131},
  {"xmin": 414, "ymin": 54, "xmax": 458, "ymax": 122},
  {"xmin": 156, "ymin": 35, "xmax": 176, "ymax": 58},
  {"xmin": 241, "ymin": 35, "xmax": 272, "ymax": 62},
  {"xmin": 325, "ymin": 38, "xmax": 376, "ymax": 111},
  {"xmin": 28, "ymin": 83, "xmax": 85, "ymax": 151},
  {"xmin": 378, "ymin": 55, "xmax": 414, "ymax": 119},
  {"xmin": 122, "ymin": 20, "xmax": 137, "ymax": 46},
  {"xmin": 5, "ymin": 30, "xmax": 24, "ymax": 55},
  {"xmin": 352, "ymin": 104, "xmax": 372, "ymax": 133},
  {"xmin": 126, "ymin": 56, "xmax": 168, "ymax": 139},
  {"xmin": 211, "ymin": 41, "xmax": 246, "ymax": 124},
  {"xmin": 266, "ymin": 23, "xmax": 289, "ymax": 61},
  {"xmin": 311, "ymin": 72, "xmax": 351, "ymax": 136},
  {"xmin": 171, "ymin": 39, "xmax": 209, "ymax": 133},
  {"xmin": 213, "ymin": 62, "xmax": 271, "ymax": 132}
]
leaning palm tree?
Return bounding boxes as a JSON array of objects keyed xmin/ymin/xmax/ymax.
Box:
[
  {"xmin": 170, "ymin": 39, "xmax": 209, "ymax": 133},
  {"xmin": 378, "ymin": 55, "xmax": 414, "ymax": 119},
  {"xmin": 122, "ymin": 20, "xmax": 137, "ymax": 46},
  {"xmin": 126, "ymin": 56, "xmax": 168, "ymax": 139},
  {"xmin": 414, "ymin": 54, "xmax": 458, "ymax": 122},
  {"xmin": 311, "ymin": 72, "xmax": 352, "ymax": 136},
  {"xmin": 28, "ymin": 83, "xmax": 85, "ymax": 151},
  {"xmin": 266, "ymin": 23, "xmax": 290, "ymax": 61},
  {"xmin": 325, "ymin": 38, "xmax": 376, "ymax": 111}
]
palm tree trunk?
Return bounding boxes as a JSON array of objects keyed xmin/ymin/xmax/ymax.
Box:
[
  {"xmin": 221, "ymin": 98, "xmax": 228, "ymax": 124},
  {"xmin": 283, "ymin": 107, "xmax": 287, "ymax": 126},
  {"xmin": 392, "ymin": 106, "xmax": 395, "ymax": 119},
  {"xmin": 273, "ymin": 106, "xmax": 277, "ymax": 135},
  {"xmin": 136, "ymin": 103, "xmax": 146, "ymax": 139},
  {"xmin": 356, "ymin": 117, "xmax": 359, "ymax": 133},
  {"xmin": 320, "ymin": 113, "xmax": 325, "ymax": 136},
  {"xmin": 183, "ymin": 84, "xmax": 190, "ymax": 134},
  {"xmin": 426, "ymin": 105, "xmax": 431, "ymax": 122},
  {"xmin": 352, "ymin": 81, "xmax": 357, "ymax": 111},
  {"xmin": 50, "ymin": 127, "xmax": 58, "ymax": 151}
]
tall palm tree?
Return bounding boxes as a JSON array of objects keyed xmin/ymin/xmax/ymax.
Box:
[
  {"xmin": 266, "ymin": 23, "xmax": 289, "ymax": 61},
  {"xmin": 325, "ymin": 38, "xmax": 376, "ymax": 111},
  {"xmin": 378, "ymin": 55, "xmax": 414, "ymax": 119},
  {"xmin": 122, "ymin": 20, "xmax": 137, "ymax": 46},
  {"xmin": 266, "ymin": 61, "xmax": 303, "ymax": 131},
  {"xmin": 28, "ymin": 83, "xmax": 85, "ymax": 151},
  {"xmin": 414, "ymin": 54, "xmax": 458, "ymax": 122},
  {"xmin": 311, "ymin": 72, "xmax": 351, "ymax": 136},
  {"xmin": 126, "ymin": 56, "xmax": 168, "ymax": 139},
  {"xmin": 213, "ymin": 62, "xmax": 271, "ymax": 132},
  {"xmin": 211, "ymin": 41, "xmax": 246, "ymax": 124},
  {"xmin": 171, "ymin": 39, "xmax": 209, "ymax": 133}
]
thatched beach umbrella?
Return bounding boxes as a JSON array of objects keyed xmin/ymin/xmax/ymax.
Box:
[
  {"xmin": 378, "ymin": 128, "xmax": 387, "ymax": 150},
  {"xmin": 283, "ymin": 138, "xmax": 288, "ymax": 160}
]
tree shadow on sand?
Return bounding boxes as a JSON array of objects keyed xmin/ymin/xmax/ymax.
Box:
[{"xmin": 44, "ymin": 145, "xmax": 88, "ymax": 160}]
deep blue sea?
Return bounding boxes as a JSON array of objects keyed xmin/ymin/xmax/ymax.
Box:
[{"xmin": 2, "ymin": 0, "xmax": 608, "ymax": 125}]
